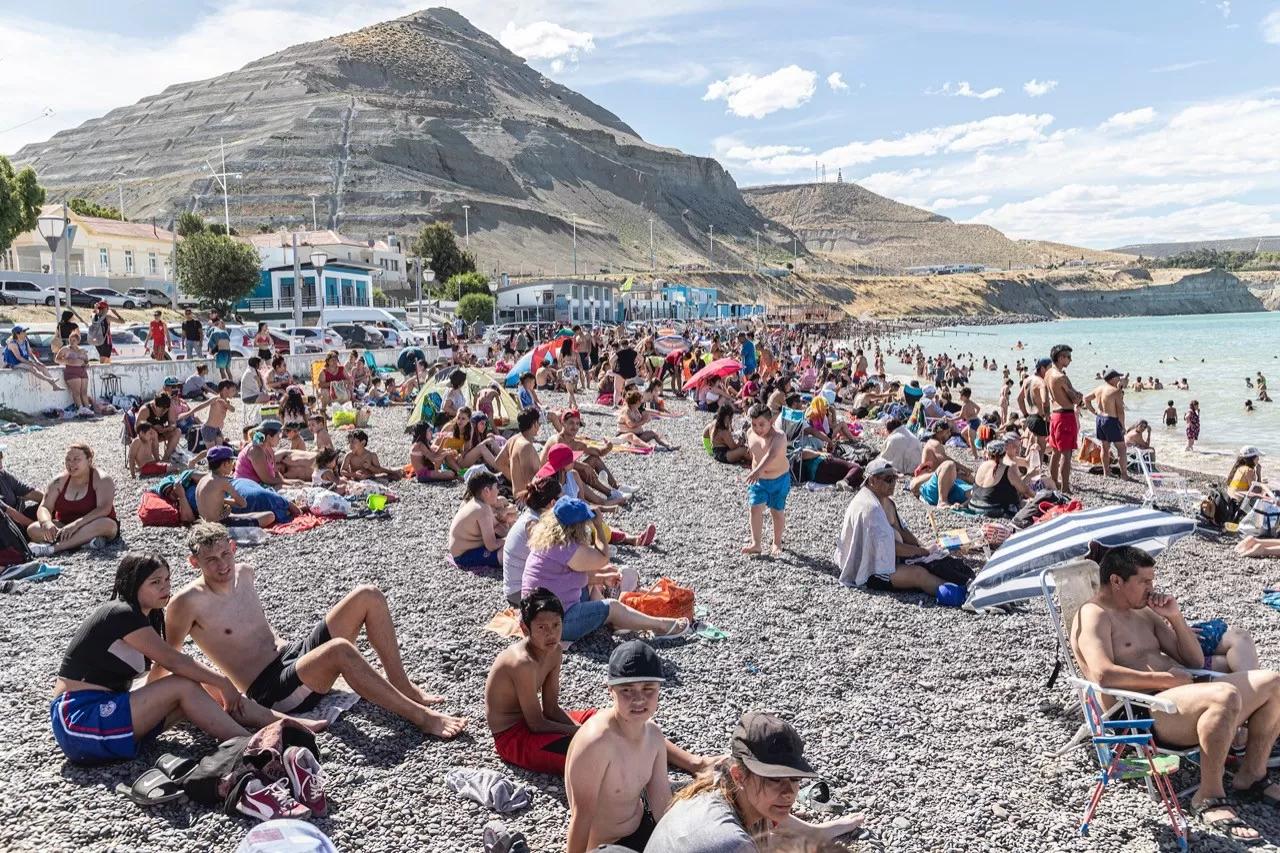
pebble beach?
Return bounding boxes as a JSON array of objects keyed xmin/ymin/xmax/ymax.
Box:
[{"xmin": 2, "ymin": 390, "xmax": 1278, "ymax": 853}]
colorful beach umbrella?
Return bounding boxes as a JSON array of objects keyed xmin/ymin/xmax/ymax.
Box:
[
  {"xmin": 966, "ymin": 505, "xmax": 1196, "ymax": 610},
  {"xmin": 654, "ymin": 334, "xmax": 690, "ymax": 355},
  {"xmin": 682, "ymin": 358, "xmax": 743, "ymax": 391},
  {"xmin": 504, "ymin": 335, "xmax": 571, "ymax": 386}
]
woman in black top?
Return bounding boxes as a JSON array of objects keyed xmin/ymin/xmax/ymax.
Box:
[
  {"xmin": 50, "ymin": 552, "xmax": 275, "ymax": 764},
  {"xmin": 55, "ymin": 309, "xmax": 83, "ymax": 352}
]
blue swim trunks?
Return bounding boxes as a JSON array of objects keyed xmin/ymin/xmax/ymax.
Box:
[
  {"xmin": 1192, "ymin": 618, "xmax": 1228, "ymax": 659},
  {"xmin": 50, "ymin": 690, "xmax": 155, "ymax": 765},
  {"xmin": 1096, "ymin": 415, "xmax": 1124, "ymax": 443},
  {"xmin": 454, "ymin": 546, "xmax": 501, "ymax": 570},
  {"xmin": 920, "ymin": 473, "xmax": 973, "ymax": 507},
  {"xmin": 748, "ymin": 472, "xmax": 791, "ymax": 511}
]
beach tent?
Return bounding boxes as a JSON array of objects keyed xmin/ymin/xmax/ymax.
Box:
[
  {"xmin": 682, "ymin": 358, "xmax": 743, "ymax": 392},
  {"xmin": 409, "ymin": 366, "xmax": 520, "ymax": 427},
  {"xmin": 966, "ymin": 505, "xmax": 1195, "ymax": 610},
  {"xmin": 504, "ymin": 335, "xmax": 572, "ymax": 387}
]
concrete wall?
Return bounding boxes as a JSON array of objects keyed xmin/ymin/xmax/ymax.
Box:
[{"xmin": 0, "ymin": 348, "xmax": 431, "ymax": 416}]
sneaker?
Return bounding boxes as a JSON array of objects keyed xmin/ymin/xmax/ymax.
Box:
[
  {"xmin": 283, "ymin": 746, "xmax": 328, "ymax": 817},
  {"xmin": 29, "ymin": 544, "xmax": 54, "ymax": 558},
  {"xmin": 484, "ymin": 820, "xmax": 531, "ymax": 853},
  {"xmin": 236, "ymin": 778, "xmax": 311, "ymax": 822},
  {"xmin": 84, "ymin": 536, "xmax": 109, "ymax": 552}
]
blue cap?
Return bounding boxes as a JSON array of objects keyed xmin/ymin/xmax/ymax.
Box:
[
  {"xmin": 552, "ymin": 496, "xmax": 595, "ymax": 526},
  {"xmin": 9, "ymin": 325, "xmax": 28, "ymax": 334},
  {"xmin": 1035, "ymin": 357, "xmax": 1052, "ymax": 369}
]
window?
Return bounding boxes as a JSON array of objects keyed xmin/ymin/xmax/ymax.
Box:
[
  {"xmin": 99, "ymin": 248, "xmax": 109, "ymax": 272},
  {"xmin": 392, "ymin": 260, "xmax": 399, "ymax": 272},
  {"xmin": 124, "ymin": 250, "xmax": 134, "ymax": 273},
  {"xmin": 572, "ymin": 285, "xmax": 580, "ymax": 300},
  {"xmin": 148, "ymin": 253, "xmax": 158, "ymax": 274}
]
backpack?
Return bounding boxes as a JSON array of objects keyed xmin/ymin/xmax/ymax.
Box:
[
  {"xmin": 183, "ymin": 720, "xmax": 319, "ymax": 814},
  {"xmin": 138, "ymin": 491, "xmax": 181, "ymax": 527},
  {"xmin": 0, "ymin": 512, "xmax": 32, "ymax": 568},
  {"xmin": 1198, "ymin": 486, "xmax": 1242, "ymax": 531},
  {"xmin": 87, "ymin": 316, "xmax": 107, "ymax": 347}
]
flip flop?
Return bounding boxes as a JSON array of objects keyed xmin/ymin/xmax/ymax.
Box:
[
  {"xmin": 797, "ymin": 781, "xmax": 846, "ymax": 814},
  {"xmin": 155, "ymin": 753, "xmax": 198, "ymax": 784},
  {"xmin": 637, "ymin": 524, "xmax": 657, "ymax": 546},
  {"xmin": 695, "ymin": 622, "xmax": 728, "ymax": 641},
  {"xmin": 115, "ymin": 768, "xmax": 187, "ymax": 807},
  {"xmin": 650, "ymin": 618, "xmax": 693, "ymax": 643},
  {"xmin": 1191, "ymin": 796, "xmax": 1264, "ymax": 845}
]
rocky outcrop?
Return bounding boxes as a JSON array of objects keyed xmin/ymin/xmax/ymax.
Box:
[{"xmin": 11, "ymin": 8, "xmax": 781, "ymax": 274}]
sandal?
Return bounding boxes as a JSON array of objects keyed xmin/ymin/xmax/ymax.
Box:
[
  {"xmin": 115, "ymin": 768, "xmax": 187, "ymax": 807},
  {"xmin": 797, "ymin": 780, "xmax": 846, "ymax": 814},
  {"xmin": 1234, "ymin": 774, "xmax": 1280, "ymax": 807},
  {"xmin": 155, "ymin": 753, "xmax": 198, "ymax": 784},
  {"xmin": 650, "ymin": 618, "xmax": 692, "ymax": 643},
  {"xmin": 1191, "ymin": 796, "xmax": 1264, "ymax": 845}
]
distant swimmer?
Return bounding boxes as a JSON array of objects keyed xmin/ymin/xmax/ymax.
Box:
[{"xmin": 1245, "ymin": 400, "xmax": 1255, "ymax": 413}]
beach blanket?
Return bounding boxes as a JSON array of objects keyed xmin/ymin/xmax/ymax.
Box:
[
  {"xmin": 833, "ymin": 487, "xmax": 896, "ymax": 588},
  {"xmin": 484, "ymin": 608, "xmax": 523, "ymax": 638},
  {"xmin": 267, "ymin": 514, "xmax": 329, "ymax": 536}
]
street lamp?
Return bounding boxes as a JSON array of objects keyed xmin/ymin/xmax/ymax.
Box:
[
  {"xmin": 310, "ymin": 251, "xmax": 328, "ymax": 306},
  {"xmin": 462, "ymin": 204, "xmax": 471, "ymax": 249},
  {"xmin": 37, "ymin": 211, "xmax": 68, "ymax": 311}
]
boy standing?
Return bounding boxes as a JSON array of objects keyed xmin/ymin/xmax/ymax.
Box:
[
  {"xmin": 188, "ymin": 380, "xmax": 237, "ymax": 448},
  {"xmin": 743, "ymin": 403, "xmax": 790, "ymax": 556},
  {"xmin": 565, "ymin": 641, "xmax": 673, "ymax": 853}
]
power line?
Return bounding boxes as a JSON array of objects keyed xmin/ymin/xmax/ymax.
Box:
[{"xmin": 0, "ymin": 107, "xmax": 55, "ymax": 135}]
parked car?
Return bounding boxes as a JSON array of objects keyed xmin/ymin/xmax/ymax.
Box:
[
  {"xmin": 0, "ymin": 280, "xmax": 57, "ymax": 305},
  {"xmin": 6, "ymin": 326, "xmax": 145, "ymax": 362},
  {"xmin": 225, "ymin": 325, "xmax": 302, "ymax": 357},
  {"xmin": 283, "ymin": 326, "xmax": 342, "ymax": 355},
  {"xmin": 127, "ymin": 287, "xmax": 175, "ymax": 307},
  {"xmin": 329, "ymin": 323, "xmax": 386, "ymax": 350},
  {"xmin": 81, "ymin": 287, "xmax": 148, "ymax": 309},
  {"xmin": 378, "ymin": 327, "xmax": 407, "ymax": 349},
  {"xmin": 65, "ymin": 288, "xmax": 99, "ymax": 308}
]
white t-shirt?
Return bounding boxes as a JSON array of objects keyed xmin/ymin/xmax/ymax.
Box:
[{"xmin": 502, "ymin": 508, "xmax": 539, "ymax": 598}]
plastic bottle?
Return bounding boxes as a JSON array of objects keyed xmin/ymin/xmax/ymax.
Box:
[{"xmin": 227, "ymin": 526, "xmax": 269, "ymax": 545}]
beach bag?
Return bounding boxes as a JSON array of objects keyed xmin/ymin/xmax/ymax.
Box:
[
  {"xmin": 1241, "ymin": 500, "xmax": 1280, "ymax": 539},
  {"xmin": 1198, "ymin": 486, "xmax": 1241, "ymax": 531},
  {"xmin": 595, "ymin": 392, "xmax": 614, "ymax": 407},
  {"xmin": 1011, "ymin": 489, "xmax": 1069, "ymax": 529},
  {"xmin": 87, "ymin": 316, "xmax": 107, "ymax": 347},
  {"xmin": 0, "ymin": 512, "xmax": 32, "ymax": 568},
  {"xmin": 621, "ymin": 578, "xmax": 695, "ymax": 621},
  {"xmin": 137, "ymin": 491, "xmax": 181, "ymax": 527},
  {"xmin": 1034, "ymin": 499, "xmax": 1084, "ymax": 524},
  {"xmin": 183, "ymin": 720, "xmax": 318, "ymax": 815}
]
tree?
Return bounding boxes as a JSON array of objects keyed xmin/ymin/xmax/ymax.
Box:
[
  {"xmin": 207, "ymin": 222, "xmax": 239, "ymax": 237},
  {"xmin": 440, "ymin": 271, "xmax": 490, "ymax": 300},
  {"xmin": 68, "ymin": 197, "xmax": 122, "ymax": 220},
  {"xmin": 175, "ymin": 232, "xmax": 262, "ymax": 316},
  {"xmin": 411, "ymin": 221, "xmax": 476, "ymax": 282},
  {"xmin": 0, "ymin": 156, "xmax": 46, "ymax": 255},
  {"xmin": 457, "ymin": 293, "xmax": 495, "ymax": 325},
  {"xmin": 176, "ymin": 212, "xmax": 206, "ymax": 237}
]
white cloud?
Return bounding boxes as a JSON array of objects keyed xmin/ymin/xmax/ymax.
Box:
[
  {"xmin": 1265, "ymin": 10, "xmax": 1280, "ymax": 43},
  {"xmin": 930, "ymin": 195, "xmax": 990, "ymax": 210},
  {"xmin": 1098, "ymin": 107, "xmax": 1158, "ymax": 131},
  {"xmin": 498, "ymin": 20, "xmax": 595, "ymax": 64},
  {"xmin": 712, "ymin": 137, "xmax": 811, "ymax": 161},
  {"xmin": 827, "ymin": 72, "xmax": 849, "ymax": 92},
  {"xmin": 1022, "ymin": 79, "xmax": 1058, "ymax": 97},
  {"xmin": 1149, "ymin": 59, "xmax": 1215, "ymax": 73},
  {"xmin": 703, "ymin": 65, "xmax": 818, "ymax": 119},
  {"xmin": 925, "ymin": 81, "xmax": 1003, "ymax": 100},
  {"xmin": 1217, "ymin": 1, "xmax": 1231, "ymax": 18}
]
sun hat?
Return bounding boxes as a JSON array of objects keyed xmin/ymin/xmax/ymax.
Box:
[
  {"xmin": 866, "ymin": 458, "xmax": 896, "ymax": 478},
  {"xmin": 730, "ymin": 711, "xmax": 817, "ymax": 779},
  {"xmin": 535, "ymin": 443, "xmax": 578, "ymax": 479},
  {"xmin": 607, "ymin": 640, "xmax": 665, "ymax": 686},
  {"xmin": 1241, "ymin": 445, "xmax": 1265, "ymax": 458},
  {"xmin": 552, "ymin": 496, "xmax": 594, "ymax": 526},
  {"xmin": 206, "ymin": 445, "xmax": 236, "ymax": 463}
]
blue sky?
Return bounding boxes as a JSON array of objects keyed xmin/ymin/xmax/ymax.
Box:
[{"xmin": 3, "ymin": 0, "xmax": 1279, "ymax": 248}]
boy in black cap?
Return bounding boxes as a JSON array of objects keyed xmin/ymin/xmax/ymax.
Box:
[{"xmin": 565, "ymin": 640, "xmax": 672, "ymax": 853}]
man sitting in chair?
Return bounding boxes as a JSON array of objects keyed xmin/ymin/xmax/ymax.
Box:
[{"xmin": 1073, "ymin": 546, "xmax": 1280, "ymax": 845}]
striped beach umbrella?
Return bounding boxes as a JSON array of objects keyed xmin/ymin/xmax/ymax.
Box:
[{"xmin": 966, "ymin": 505, "xmax": 1196, "ymax": 610}]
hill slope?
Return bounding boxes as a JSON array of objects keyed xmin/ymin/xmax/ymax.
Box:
[
  {"xmin": 743, "ymin": 182, "xmax": 1133, "ymax": 269},
  {"xmin": 10, "ymin": 8, "xmax": 782, "ymax": 277},
  {"xmin": 1110, "ymin": 236, "xmax": 1280, "ymax": 258}
]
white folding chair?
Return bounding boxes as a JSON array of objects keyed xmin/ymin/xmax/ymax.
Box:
[{"xmin": 1132, "ymin": 451, "xmax": 1202, "ymax": 517}]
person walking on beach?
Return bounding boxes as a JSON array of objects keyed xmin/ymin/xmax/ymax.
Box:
[
  {"xmin": 1084, "ymin": 370, "xmax": 1130, "ymax": 481},
  {"xmin": 743, "ymin": 403, "xmax": 790, "ymax": 556},
  {"xmin": 1163, "ymin": 400, "xmax": 1177, "ymax": 428},
  {"xmin": 1185, "ymin": 399, "xmax": 1201, "ymax": 452},
  {"xmin": 1044, "ymin": 345, "xmax": 1083, "ymax": 495}
]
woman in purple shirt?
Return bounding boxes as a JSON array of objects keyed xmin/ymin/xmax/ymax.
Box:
[{"xmin": 521, "ymin": 497, "xmax": 691, "ymax": 642}]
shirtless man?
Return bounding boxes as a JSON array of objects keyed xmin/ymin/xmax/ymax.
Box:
[
  {"xmin": 341, "ymin": 430, "xmax": 403, "ymax": 481},
  {"xmin": 163, "ymin": 522, "xmax": 467, "ymax": 738},
  {"xmin": 542, "ymin": 409, "xmax": 626, "ymax": 499},
  {"xmin": 1083, "ymin": 370, "xmax": 1130, "ymax": 481},
  {"xmin": 448, "ymin": 470, "xmax": 505, "ymax": 570},
  {"xmin": 565, "ymin": 641, "xmax": 673, "ymax": 853},
  {"xmin": 498, "ymin": 408, "xmax": 544, "ymax": 500},
  {"xmin": 1044, "ymin": 344, "xmax": 1083, "ymax": 495},
  {"xmin": 908, "ymin": 420, "xmax": 973, "ymax": 509},
  {"xmin": 196, "ymin": 446, "xmax": 276, "ymax": 528},
  {"xmin": 1073, "ymin": 546, "xmax": 1280, "ymax": 844},
  {"xmin": 1018, "ymin": 358, "xmax": 1052, "ymax": 456},
  {"xmin": 957, "ymin": 387, "xmax": 981, "ymax": 454},
  {"xmin": 744, "ymin": 403, "xmax": 790, "ymax": 556},
  {"xmin": 485, "ymin": 590, "xmax": 712, "ymax": 778}
]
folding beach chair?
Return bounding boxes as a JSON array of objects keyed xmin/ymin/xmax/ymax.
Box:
[
  {"xmin": 1131, "ymin": 452, "xmax": 1202, "ymax": 518},
  {"xmin": 1040, "ymin": 559, "xmax": 1210, "ymax": 801}
]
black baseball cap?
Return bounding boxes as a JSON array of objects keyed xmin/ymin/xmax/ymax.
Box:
[
  {"xmin": 731, "ymin": 711, "xmax": 817, "ymax": 778},
  {"xmin": 607, "ymin": 640, "xmax": 666, "ymax": 686}
]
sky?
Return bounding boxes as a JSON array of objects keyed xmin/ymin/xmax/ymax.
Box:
[{"xmin": 2, "ymin": 0, "xmax": 1279, "ymax": 249}]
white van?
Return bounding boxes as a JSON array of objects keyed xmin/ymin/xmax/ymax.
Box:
[{"xmin": 321, "ymin": 308, "xmax": 421, "ymax": 345}]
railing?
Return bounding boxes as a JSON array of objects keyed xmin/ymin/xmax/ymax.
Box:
[{"xmin": 239, "ymin": 293, "xmax": 408, "ymax": 313}]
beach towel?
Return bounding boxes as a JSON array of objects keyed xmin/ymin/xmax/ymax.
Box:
[
  {"xmin": 230, "ymin": 479, "xmax": 294, "ymax": 524},
  {"xmin": 267, "ymin": 514, "xmax": 329, "ymax": 536},
  {"xmin": 833, "ymin": 487, "xmax": 896, "ymax": 588},
  {"xmin": 484, "ymin": 608, "xmax": 524, "ymax": 638},
  {"xmin": 444, "ymin": 768, "xmax": 532, "ymax": 814}
]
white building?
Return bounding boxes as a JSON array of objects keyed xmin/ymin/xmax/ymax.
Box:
[
  {"xmin": 249, "ymin": 230, "xmax": 409, "ymax": 292},
  {"xmin": 495, "ymin": 279, "xmax": 620, "ymax": 327}
]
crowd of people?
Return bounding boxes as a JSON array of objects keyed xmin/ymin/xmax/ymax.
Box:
[{"xmin": 7, "ymin": 312, "xmax": 1280, "ymax": 851}]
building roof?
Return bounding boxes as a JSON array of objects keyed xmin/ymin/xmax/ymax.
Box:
[
  {"xmin": 265, "ymin": 259, "xmax": 380, "ymax": 273},
  {"xmin": 38, "ymin": 205, "xmax": 177, "ymax": 242},
  {"xmin": 249, "ymin": 230, "xmax": 397, "ymax": 253}
]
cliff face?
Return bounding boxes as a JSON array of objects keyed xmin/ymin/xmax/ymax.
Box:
[{"xmin": 11, "ymin": 8, "xmax": 776, "ymax": 276}]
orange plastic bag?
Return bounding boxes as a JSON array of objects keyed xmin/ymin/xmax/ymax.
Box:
[{"xmin": 620, "ymin": 578, "xmax": 695, "ymax": 621}]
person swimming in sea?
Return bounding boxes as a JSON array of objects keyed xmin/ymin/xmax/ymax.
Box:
[
  {"xmin": 1164, "ymin": 401, "xmax": 1177, "ymax": 427},
  {"xmin": 1245, "ymin": 400, "xmax": 1255, "ymax": 413}
]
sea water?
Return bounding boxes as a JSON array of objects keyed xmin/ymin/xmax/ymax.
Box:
[{"xmin": 885, "ymin": 312, "xmax": 1280, "ymax": 461}]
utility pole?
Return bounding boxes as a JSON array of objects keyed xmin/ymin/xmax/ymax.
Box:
[
  {"xmin": 462, "ymin": 204, "xmax": 471, "ymax": 248},
  {"xmin": 755, "ymin": 232, "xmax": 760, "ymax": 270},
  {"xmin": 114, "ymin": 172, "xmax": 127, "ymax": 221},
  {"xmin": 291, "ymin": 231, "xmax": 304, "ymax": 328},
  {"xmin": 793, "ymin": 236, "xmax": 798, "ymax": 261},
  {"xmin": 572, "ymin": 214, "xmax": 578, "ymax": 277},
  {"xmin": 309, "ymin": 195, "xmax": 318, "ymax": 231},
  {"xmin": 649, "ymin": 218, "xmax": 654, "ymax": 271},
  {"xmin": 203, "ymin": 137, "xmax": 241, "ymax": 236},
  {"xmin": 62, "ymin": 201, "xmax": 71, "ymax": 306},
  {"xmin": 708, "ymin": 225, "xmax": 714, "ymax": 270}
]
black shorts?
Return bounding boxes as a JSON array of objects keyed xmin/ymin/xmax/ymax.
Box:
[
  {"xmin": 1026, "ymin": 414, "xmax": 1049, "ymax": 437},
  {"xmin": 712, "ymin": 447, "xmax": 731, "ymax": 464},
  {"xmin": 245, "ymin": 619, "xmax": 331, "ymax": 713},
  {"xmin": 613, "ymin": 808, "xmax": 657, "ymax": 852},
  {"xmin": 94, "ymin": 343, "xmax": 112, "ymax": 359}
]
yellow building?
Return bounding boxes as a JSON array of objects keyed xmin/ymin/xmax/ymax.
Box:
[{"xmin": 5, "ymin": 206, "xmax": 178, "ymax": 283}]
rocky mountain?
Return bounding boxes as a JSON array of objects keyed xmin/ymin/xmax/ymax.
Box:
[
  {"xmin": 743, "ymin": 182, "xmax": 1133, "ymax": 270},
  {"xmin": 1110, "ymin": 236, "xmax": 1280, "ymax": 258},
  {"xmin": 11, "ymin": 8, "xmax": 786, "ymax": 280}
]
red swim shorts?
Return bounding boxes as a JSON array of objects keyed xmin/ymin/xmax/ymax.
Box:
[
  {"xmin": 493, "ymin": 708, "xmax": 597, "ymax": 775},
  {"xmin": 140, "ymin": 461, "xmax": 169, "ymax": 476},
  {"xmin": 1048, "ymin": 410, "xmax": 1079, "ymax": 452}
]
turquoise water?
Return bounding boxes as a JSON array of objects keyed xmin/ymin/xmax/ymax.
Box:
[{"xmin": 886, "ymin": 312, "xmax": 1280, "ymax": 459}]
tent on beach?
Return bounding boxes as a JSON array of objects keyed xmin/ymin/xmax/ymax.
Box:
[{"xmin": 408, "ymin": 366, "xmax": 521, "ymax": 428}]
